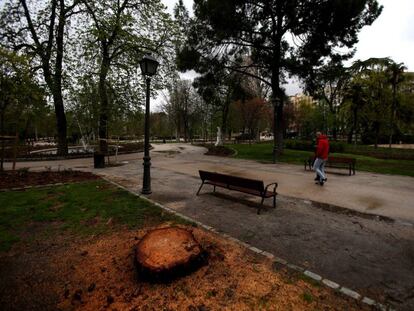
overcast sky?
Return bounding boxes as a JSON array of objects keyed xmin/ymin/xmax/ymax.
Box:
[{"xmin": 154, "ymin": 0, "xmax": 414, "ymax": 108}]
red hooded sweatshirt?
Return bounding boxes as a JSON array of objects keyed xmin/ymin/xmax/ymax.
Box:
[{"xmin": 316, "ymin": 135, "xmax": 329, "ymax": 160}]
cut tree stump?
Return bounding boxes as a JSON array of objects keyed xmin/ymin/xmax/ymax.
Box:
[{"xmin": 135, "ymin": 227, "xmax": 205, "ymax": 281}]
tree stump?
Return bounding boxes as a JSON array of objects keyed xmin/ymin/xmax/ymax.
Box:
[{"xmin": 135, "ymin": 227, "xmax": 205, "ymax": 281}]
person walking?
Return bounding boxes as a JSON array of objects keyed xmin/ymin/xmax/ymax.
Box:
[{"xmin": 313, "ymin": 131, "xmax": 329, "ymax": 186}]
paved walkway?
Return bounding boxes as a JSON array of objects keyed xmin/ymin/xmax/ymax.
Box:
[
  {"xmin": 8, "ymin": 143, "xmax": 414, "ymax": 223},
  {"xmin": 5, "ymin": 143, "xmax": 414, "ymax": 309}
]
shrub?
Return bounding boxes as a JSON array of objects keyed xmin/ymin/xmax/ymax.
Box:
[
  {"xmin": 284, "ymin": 140, "xmax": 314, "ymax": 151},
  {"xmin": 284, "ymin": 139, "xmax": 345, "ymax": 153}
]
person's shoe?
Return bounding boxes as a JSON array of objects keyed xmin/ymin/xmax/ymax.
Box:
[
  {"xmin": 314, "ymin": 176, "xmax": 319, "ymax": 181},
  {"xmin": 319, "ymin": 179, "xmax": 324, "ymax": 186}
]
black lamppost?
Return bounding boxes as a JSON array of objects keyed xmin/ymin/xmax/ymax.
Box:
[{"xmin": 139, "ymin": 54, "xmax": 159, "ymax": 194}]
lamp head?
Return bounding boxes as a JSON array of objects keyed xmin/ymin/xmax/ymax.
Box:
[{"xmin": 139, "ymin": 54, "xmax": 159, "ymax": 76}]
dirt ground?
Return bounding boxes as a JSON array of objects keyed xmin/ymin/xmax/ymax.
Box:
[
  {"xmin": 0, "ymin": 225, "xmax": 370, "ymax": 311},
  {"xmin": 0, "ymin": 171, "xmax": 99, "ymax": 189}
]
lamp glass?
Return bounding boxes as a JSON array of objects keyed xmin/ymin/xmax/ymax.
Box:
[{"xmin": 140, "ymin": 54, "xmax": 159, "ymax": 76}]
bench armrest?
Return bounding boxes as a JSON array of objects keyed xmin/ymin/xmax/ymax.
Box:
[{"xmin": 264, "ymin": 182, "xmax": 278, "ymax": 193}]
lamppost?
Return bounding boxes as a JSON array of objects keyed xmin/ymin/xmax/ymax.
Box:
[{"xmin": 139, "ymin": 54, "xmax": 159, "ymax": 194}]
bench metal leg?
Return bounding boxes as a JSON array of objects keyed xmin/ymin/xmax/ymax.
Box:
[
  {"xmin": 213, "ymin": 185, "xmax": 216, "ymax": 193},
  {"xmin": 257, "ymin": 197, "xmax": 265, "ymax": 215},
  {"xmin": 196, "ymin": 182, "xmax": 204, "ymax": 196},
  {"xmin": 273, "ymin": 194, "xmax": 276, "ymax": 209}
]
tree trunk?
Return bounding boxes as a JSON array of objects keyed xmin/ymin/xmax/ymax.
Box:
[
  {"xmin": 374, "ymin": 121, "xmax": 380, "ymax": 149},
  {"xmin": 135, "ymin": 227, "xmax": 205, "ymax": 281},
  {"xmin": 98, "ymin": 52, "xmax": 110, "ymax": 154},
  {"xmin": 176, "ymin": 117, "xmax": 181, "ymax": 142},
  {"xmin": 271, "ymin": 86, "xmax": 284, "ymax": 162},
  {"xmin": 0, "ymin": 109, "xmax": 5, "ymax": 171},
  {"xmin": 270, "ymin": 35, "xmax": 284, "ymax": 162},
  {"xmin": 22, "ymin": 0, "xmax": 68, "ymax": 155},
  {"xmin": 328, "ymin": 104, "xmax": 337, "ymax": 141},
  {"xmin": 389, "ymin": 85, "xmax": 397, "ymax": 148},
  {"xmin": 53, "ymin": 0, "xmax": 68, "ymax": 156},
  {"xmin": 347, "ymin": 128, "xmax": 353, "ymax": 144},
  {"xmin": 220, "ymin": 100, "xmax": 230, "ymax": 145}
]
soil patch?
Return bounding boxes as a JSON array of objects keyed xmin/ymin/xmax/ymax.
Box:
[
  {"xmin": 310, "ymin": 200, "xmax": 394, "ymax": 223},
  {"xmin": 0, "ymin": 225, "xmax": 369, "ymax": 311},
  {"xmin": 0, "ymin": 170, "xmax": 99, "ymax": 189}
]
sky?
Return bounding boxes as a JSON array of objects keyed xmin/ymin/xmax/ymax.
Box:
[{"xmin": 153, "ymin": 0, "xmax": 414, "ymax": 110}]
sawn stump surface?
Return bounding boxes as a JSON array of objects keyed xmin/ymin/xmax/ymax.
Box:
[{"xmin": 135, "ymin": 227, "xmax": 202, "ymax": 274}]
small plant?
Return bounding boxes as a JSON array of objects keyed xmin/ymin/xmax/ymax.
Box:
[
  {"xmin": 302, "ymin": 291, "xmax": 314, "ymax": 303},
  {"xmin": 62, "ymin": 168, "xmax": 73, "ymax": 175},
  {"xmin": 17, "ymin": 167, "xmax": 29, "ymax": 178},
  {"xmin": 206, "ymin": 289, "xmax": 217, "ymax": 298}
]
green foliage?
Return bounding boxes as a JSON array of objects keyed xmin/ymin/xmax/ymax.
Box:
[
  {"xmin": 0, "ymin": 48, "xmax": 45, "ymax": 117},
  {"xmin": 302, "ymin": 291, "xmax": 314, "ymax": 303},
  {"xmin": 75, "ymin": 0, "xmax": 180, "ymax": 150},
  {"xmin": 284, "ymin": 140, "xmax": 346, "ymax": 153},
  {"xmin": 162, "ymin": 78, "xmax": 208, "ymax": 141},
  {"xmin": 180, "ymin": 0, "xmax": 382, "ymax": 154},
  {"xmin": 0, "ymin": 180, "xmax": 188, "ymax": 252},
  {"xmin": 343, "ymin": 57, "xmax": 413, "ymax": 146},
  {"xmin": 0, "ymin": 47, "xmax": 49, "ymax": 165},
  {"xmin": 0, "ymin": 0, "xmax": 79, "ymax": 154}
]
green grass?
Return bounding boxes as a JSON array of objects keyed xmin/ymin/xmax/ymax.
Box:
[
  {"xmin": 229, "ymin": 143, "xmax": 414, "ymax": 177},
  {"xmin": 0, "ymin": 180, "xmax": 188, "ymax": 252},
  {"xmin": 302, "ymin": 291, "xmax": 314, "ymax": 303}
]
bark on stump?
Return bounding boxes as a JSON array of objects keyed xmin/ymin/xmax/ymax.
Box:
[{"xmin": 135, "ymin": 227, "xmax": 205, "ymax": 281}]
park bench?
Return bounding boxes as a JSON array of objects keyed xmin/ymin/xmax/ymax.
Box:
[
  {"xmin": 196, "ymin": 170, "xmax": 278, "ymax": 214},
  {"xmin": 304, "ymin": 156, "xmax": 356, "ymax": 176}
]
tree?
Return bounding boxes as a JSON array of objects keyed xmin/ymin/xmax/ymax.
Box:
[
  {"xmin": 386, "ymin": 61, "xmax": 407, "ymax": 147},
  {"xmin": 0, "ymin": 48, "xmax": 45, "ymax": 169},
  {"xmin": 342, "ymin": 77, "xmax": 367, "ymax": 144},
  {"xmin": 194, "ymin": 66, "xmax": 251, "ymax": 143},
  {"xmin": 67, "ymin": 75, "xmax": 100, "ymax": 144},
  {"xmin": 0, "ymin": 0, "xmax": 82, "ymax": 155},
  {"xmin": 350, "ymin": 58, "xmax": 392, "ymax": 147},
  {"xmin": 302, "ymin": 60, "xmax": 351, "ymax": 140},
  {"xmin": 162, "ymin": 78, "xmax": 205, "ymax": 142},
  {"xmin": 179, "ymin": 0, "xmax": 382, "ymax": 161},
  {"xmin": 79, "ymin": 0, "xmax": 177, "ymax": 153},
  {"xmin": 234, "ymin": 97, "xmax": 267, "ymax": 139},
  {"xmin": 173, "ymin": 0, "xmax": 190, "ymax": 52},
  {"xmin": 398, "ymin": 73, "xmax": 414, "ymax": 140}
]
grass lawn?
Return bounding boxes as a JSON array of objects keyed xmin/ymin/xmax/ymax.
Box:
[
  {"xmin": 229, "ymin": 143, "xmax": 414, "ymax": 177},
  {"xmin": 0, "ymin": 180, "xmax": 187, "ymax": 252}
]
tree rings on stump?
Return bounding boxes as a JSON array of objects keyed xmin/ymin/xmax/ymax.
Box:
[{"xmin": 135, "ymin": 227, "xmax": 205, "ymax": 282}]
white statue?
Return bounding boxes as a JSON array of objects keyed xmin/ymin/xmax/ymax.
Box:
[{"xmin": 215, "ymin": 126, "xmax": 223, "ymax": 146}]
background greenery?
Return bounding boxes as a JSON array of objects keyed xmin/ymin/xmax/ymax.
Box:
[{"xmin": 228, "ymin": 142, "xmax": 414, "ymax": 177}]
